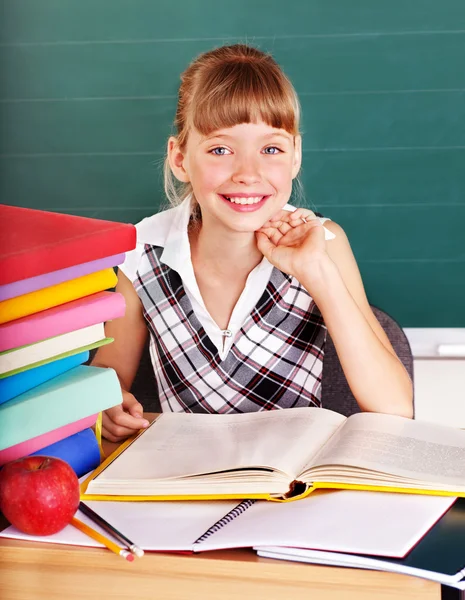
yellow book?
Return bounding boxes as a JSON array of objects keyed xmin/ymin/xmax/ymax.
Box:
[
  {"xmin": 81, "ymin": 407, "xmax": 465, "ymax": 502},
  {"xmin": 0, "ymin": 268, "xmax": 117, "ymax": 325}
]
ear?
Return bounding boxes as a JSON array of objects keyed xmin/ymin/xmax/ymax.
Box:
[
  {"xmin": 291, "ymin": 135, "xmax": 302, "ymax": 179},
  {"xmin": 168, "ymin": 137, "xmax": 190, "ymax": 183}
]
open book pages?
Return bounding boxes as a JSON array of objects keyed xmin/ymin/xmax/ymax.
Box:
[
  {"xmin": 82, "ymin": 407, "xmax": 465, "ymax": 501},
  {"xmin": 0, "ymin": 491, "xmax": 455, "ymax": 558},
  {"xmin": 302, "ymin": 411, "xmax": 465, "ymax": 492},
  {"xmin": 83, "ymin": 407, "xmax": 345, "ymax": 498}
]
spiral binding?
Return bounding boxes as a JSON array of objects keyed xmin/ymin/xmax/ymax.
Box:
[{"xmin": 193, "ymin": 500, "xmax": 256, "ymax": 545}]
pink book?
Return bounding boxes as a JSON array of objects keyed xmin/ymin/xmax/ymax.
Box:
[
  {"xmin": 0, "ymin": 253, "xmax": 125, "ymax": 301},
  {"xmin": 0, "ymin": 291, "xmax": 125, "ymax": 353},
  {"xmin": 0, "ymin": 413, "xmax": 97, "ymax": 466}
]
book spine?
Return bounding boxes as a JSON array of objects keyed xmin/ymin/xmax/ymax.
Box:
[
  {"xmin": 30, "ymin": 428, "xmax": 101, "ymax": 478},
  {"xmin": 0, "ymin": 323, "xmax": 104, "ymax": 374},
  {"xmin": 0, "ymin": 269, "xmax": 118, "ymax": 325},
  {"xmin": 193, "ymin": 500, "xmax": 256, "ymax": 545},
  {"xmin": 0, "ymin": 253, "xmax": 125, "ymax": 301},
  {"xmin": 0, "ymin": 204, "xmax": 136, "ymax": 285},
  {"xmin": 0, "ymin": 337, "xmax": 112, "ymax": 379},
  {"xmin": 0, "ymin": 413, "xmax": 97, "ymax": 466},
  {"xmin": 0, "ymin": 291, "xmax": 125, "ymax": 352},
  {"xmin": 0, "ymin": 351, "xmax": 89, "ymax": 404},
  {"xmin": 0, "ymin": 365, "xmax": 122, "ymax": 450}
]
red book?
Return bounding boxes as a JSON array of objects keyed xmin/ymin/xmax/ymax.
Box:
[{"xmin": 0, "ymin": 205, "xmax": 136, "ymax": 285}]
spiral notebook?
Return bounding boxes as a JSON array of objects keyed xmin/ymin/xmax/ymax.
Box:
[{"xmin": 0, "ymin": 490, "xmax": 455, "ymax": 557}]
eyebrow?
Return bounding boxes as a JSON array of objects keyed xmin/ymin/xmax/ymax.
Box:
[{"xmin": 203, "ymin": 132, "xmax": 293, "ymax": 142}]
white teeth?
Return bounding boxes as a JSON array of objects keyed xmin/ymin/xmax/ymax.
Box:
[{"xmin": 224, "ymin": 196, "xmax": 264, "ymax": 205}]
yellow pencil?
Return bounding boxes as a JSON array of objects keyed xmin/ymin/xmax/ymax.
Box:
[{"xmin": 71, "ymin": 517, "xmax": 134, "ymax": 562}]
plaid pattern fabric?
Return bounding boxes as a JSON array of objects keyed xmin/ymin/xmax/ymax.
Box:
[{"xmin": 134, "ymin": 245, "xmax": 327, "ymax": 413}]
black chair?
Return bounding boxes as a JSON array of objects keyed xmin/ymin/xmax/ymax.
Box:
[{"xmin": 129, "ymin": 305, "xmax": 413, "ymax": 417}]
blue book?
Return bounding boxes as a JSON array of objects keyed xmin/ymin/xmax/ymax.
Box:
[
  {"xmin": 31, "ymin": 428, "xmax": 101, "ymax": 478},
  {"xmin": 0, "ymin": 351, "xmax": 89, "ymax": 405}
]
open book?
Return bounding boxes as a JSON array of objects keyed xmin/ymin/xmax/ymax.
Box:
[{"xmin": 81, "ymin": 407, "xmax": 465, "ymax": 501}]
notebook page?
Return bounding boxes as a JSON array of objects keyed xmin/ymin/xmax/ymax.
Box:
[
  {"xmin": 0, "ymin": 500, "xmax": 242, "ymax": 551},
  {"xmin": 195, "ymin": 490, "xmax": 456, "ymax": 557}
]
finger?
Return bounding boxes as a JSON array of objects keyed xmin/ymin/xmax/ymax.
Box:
[
  {"xmin": 258, "ymin": 225, "xmax": 283, "ymax": 246},
  {"xmin": 277, "ymin": 219, "xmax": 323, "ymax": 246},
  {"xmin": 262, "ymin": 219, "xmax": 293, "ymax": 232},
  {"xmin": 269, "ymin": 209, "xmax": 289, "ymax": 223},
  {"xmin": 289, "ymin": 208, "xmax": 317, "ymax": 222},
  {"xmin": 261, "ymin": 218, "xmax": 280, "ymax": 229},
  {"xmin": 101, "ymin": 424, "xmax": 133, "ymax": 443},
  {"xmin": 256, "ymin": 231, "xmax": 277, "ymax": 260},
  {"xmin": 276, "ymin": 222, "xmax": 292, "ymax": 236},
  {"xmin": 123, "ymin": 393, "xmax": 145, "ymax": 420},
  {"xmin": 104, "ymin": 404, "xmax": 150, "ymax": 430},
  {"xmin": 101, "ymin": 417, "xmax": 137, "ymax": 442},
  {"xmin": 276, "ymin": 227, "xmax": 307, "ymax": 247},
  {"xmin": 101, "ymin": 425, "xmax": 123, "ymax": 443}
]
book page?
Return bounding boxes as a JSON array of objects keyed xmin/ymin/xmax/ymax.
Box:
[
  {"xmin": 305, "ymin": 412, "xmax": 465, "ymax": 487},
  {"xmin": 92, "ymin": 407, "xmax": 345, "ymax": 486}
]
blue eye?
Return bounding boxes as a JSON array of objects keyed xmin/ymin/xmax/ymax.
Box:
[
  {"xmin": 263, "ymin": 146, "xmax": 281, "ymax": 154},
  {"xmin": 210, "ymin": 147, "xmax": 230, "ymax": 155}
]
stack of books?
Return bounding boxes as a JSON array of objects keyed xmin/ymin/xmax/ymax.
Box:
[{"xmin": 0, "ymin": 204, "xmax": 136, "ymax": 476}]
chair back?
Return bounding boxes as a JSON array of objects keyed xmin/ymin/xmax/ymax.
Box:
[{"xmin": 322, "ymin": 306, "xmax": 413, "ymax": 416}]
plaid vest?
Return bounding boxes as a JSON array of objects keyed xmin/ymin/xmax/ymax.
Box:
[{"xmin": 134, "ymin": 244, "xmax": 326, "ymax": 413}]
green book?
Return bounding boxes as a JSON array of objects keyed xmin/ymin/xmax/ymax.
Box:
[{"xmin": 0, "ymin": 365, "xmax": 122, "ymax": 451}]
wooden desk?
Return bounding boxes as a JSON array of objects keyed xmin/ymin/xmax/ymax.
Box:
[
  {"xmin": 0, "ymin": 415, "xmax": 442, "ymax": 600},
  {"xmin": 0, "ymin": 537, "xmax": 441, "ymax": 600}
]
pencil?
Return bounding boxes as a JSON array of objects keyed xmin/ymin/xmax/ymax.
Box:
[
  {"xmin": 79, "ymin": 501, "xmax": 144, "ymax": 558},
  {"xmin": 71, "ymin": 517, "xmax": 134, "ymax": 562}
]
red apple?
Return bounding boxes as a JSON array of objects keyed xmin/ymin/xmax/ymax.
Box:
[{"xmin": 0, "ymin": 455, "xmax": 80, "ymax": 535}]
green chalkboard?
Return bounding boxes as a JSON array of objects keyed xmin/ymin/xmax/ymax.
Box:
[{"xmin": 1, "ymin": 0, "xmax": 464, "ymax": 326}]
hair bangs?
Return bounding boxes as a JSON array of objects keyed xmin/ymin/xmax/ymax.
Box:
[{"xmin": 189, "ymin": 60, "xmax": 299, "ymax": 139}]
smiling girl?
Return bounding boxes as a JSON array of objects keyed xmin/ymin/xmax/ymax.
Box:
[{"xmin": 93, "ymin": 44, "xmax": 413, "ymax": 442}]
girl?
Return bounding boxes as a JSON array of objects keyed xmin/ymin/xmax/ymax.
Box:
[{"xmin": 93, "ymin": 44, "xmax": 413, "ymax": 442}]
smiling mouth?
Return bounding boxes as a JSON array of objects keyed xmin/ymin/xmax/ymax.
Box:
[{"xmin": 219, "ymin": 195, "xmax": 269, "ymax": 205}]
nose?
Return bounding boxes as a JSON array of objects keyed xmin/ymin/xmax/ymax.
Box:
[{"xmin": 231, "ymin": 155, "xmax": 261, "ymax": 186}]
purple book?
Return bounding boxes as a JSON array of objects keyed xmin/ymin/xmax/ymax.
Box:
[{"xmin": 0, "ymin": 253, "xmax": 125, "ymax": 301}]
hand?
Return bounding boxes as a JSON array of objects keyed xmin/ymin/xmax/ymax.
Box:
[
  {"xmin": 101, "ymin": 390, "xmax": 150, "ymax": 442},
  {"xmin": 256, "ymin": 207, "xmax": 329, "ymax": 281}
]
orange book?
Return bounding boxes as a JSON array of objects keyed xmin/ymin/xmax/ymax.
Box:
[{"xmin": 0, "ymin": 269, "xmax": 117, "ymax": 325}]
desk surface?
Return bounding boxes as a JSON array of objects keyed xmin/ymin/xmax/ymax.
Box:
[{"xmin": 0, "ymin": 414, "xmax": 442, "ymax": 600}]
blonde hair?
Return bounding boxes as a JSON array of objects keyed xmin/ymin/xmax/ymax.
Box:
[{"xmin": 164, "ymin": 44, "xmax": 302, "ymax": 207}]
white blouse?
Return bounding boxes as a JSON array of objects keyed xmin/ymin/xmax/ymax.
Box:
[{"xmin": 120, "ymin": 197, "xmax": 334, "ymax": 361}]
